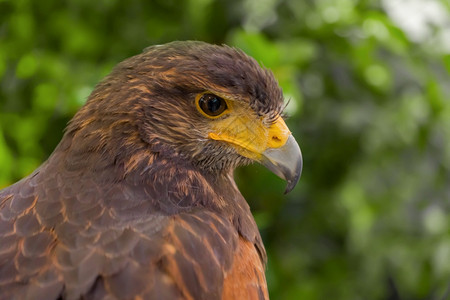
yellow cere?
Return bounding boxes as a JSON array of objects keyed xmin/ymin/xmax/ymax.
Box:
[{"xmin": 208, "ymin": 110, "xmax": 291, "ymax": 160}]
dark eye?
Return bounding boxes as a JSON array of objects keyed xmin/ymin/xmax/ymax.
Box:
[{"xmin": 198, "ymin": 94, "xmax": 228, "ymax": 117}]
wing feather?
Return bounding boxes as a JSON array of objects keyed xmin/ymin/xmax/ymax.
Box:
[{"xmin": 0, "ymin": 161, "xmax": 267, "ymax": 300}]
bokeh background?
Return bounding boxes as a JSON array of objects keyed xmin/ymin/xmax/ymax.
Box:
[{"xmin": 1, "ymin": 0, "xmax": 449, "ymax": 299}]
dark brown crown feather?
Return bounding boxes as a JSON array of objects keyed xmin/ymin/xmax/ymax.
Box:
[
  {"xmin": 0, "ymin": 41, "xmax": 283, "ymax": 299},
  {"xmin": 64, "ymin": 41, "xmax": 284, "ymax": 174}
]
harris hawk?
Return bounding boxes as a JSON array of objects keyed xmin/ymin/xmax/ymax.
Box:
[{"xmin": 0, "ymin": 41, "xmax": 302, "ymax": 300}]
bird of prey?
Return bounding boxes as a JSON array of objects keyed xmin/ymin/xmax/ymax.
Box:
[{"xmin": 0, "ymin": 41, "xmax": 302, "ymax": 300}]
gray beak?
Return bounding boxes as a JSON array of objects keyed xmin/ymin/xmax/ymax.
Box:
[{"xmin": 260, "ymin": 135, "xmax": 303, "ymax": 194}]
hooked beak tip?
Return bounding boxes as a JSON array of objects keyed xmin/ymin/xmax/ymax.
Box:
[{"xmin": 260, "ymin": 135, "xmax": 302, "ymax": 194}]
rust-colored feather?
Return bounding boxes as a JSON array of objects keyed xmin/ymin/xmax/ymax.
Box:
[
  {"xmin": 0, "ymin": 41, "xmax": 282, "ymax": 299},
  {"xmin": 222, "ymin": 237, "xmax": 269, "ymax": 300}
]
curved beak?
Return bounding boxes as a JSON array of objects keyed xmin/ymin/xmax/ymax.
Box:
[
  {"xmin": 208, "ymin": 112, "xmax": 302, "ymax": 193},
  {"xmin": 260, "ymin": 135, "xmax": 302, "ymax": 193}
]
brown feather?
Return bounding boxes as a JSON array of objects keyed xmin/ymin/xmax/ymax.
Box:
[
  {"xmin": 0, "ymin": 41, "xmax": 284, "ymax": 299},
  {"xmin": 222, "ymin": 237, "xmax": 269, "ymax": 300}
]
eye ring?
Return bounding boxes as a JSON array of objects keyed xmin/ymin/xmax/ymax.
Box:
[{"xmin": 196, "ymin": 93, "xmax": 228, "ymax": 118}]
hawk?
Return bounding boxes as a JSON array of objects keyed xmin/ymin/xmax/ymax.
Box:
[{"xmin": 0, "ymin": 41, "xmax": 302, "ymax": 300}]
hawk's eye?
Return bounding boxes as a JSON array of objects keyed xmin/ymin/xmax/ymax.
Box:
[{"xmin": 197, "ymin": 94, "xmax": 228, "ymax": 117}]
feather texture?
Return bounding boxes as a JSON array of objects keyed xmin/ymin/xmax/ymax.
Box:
[{"xmin": 0, "ymin": 41, "xmax": 286, "ymax": 299}]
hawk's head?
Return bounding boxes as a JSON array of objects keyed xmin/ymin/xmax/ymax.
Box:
[{"xmin": 66, "ymin": 41, "xmax": 302, "ymax": 192}]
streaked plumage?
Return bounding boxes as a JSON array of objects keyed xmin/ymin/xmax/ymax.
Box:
[{"xmin": 0, "ymin": 41, "xmax": 302, "ymax": 299}]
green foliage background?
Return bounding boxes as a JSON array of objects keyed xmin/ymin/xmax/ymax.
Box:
[{"xmin": 1, "ymin": 0, "xmax": 449, "ymax": 299}]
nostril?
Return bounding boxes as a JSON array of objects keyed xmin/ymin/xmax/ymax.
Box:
[
  {"xmin": 270, "ymin": 136, "xmax": 283, "ymax": 147},
  {"xmin": 267, "ymin": 132, "xmax": 288, "ymax": 149}
]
